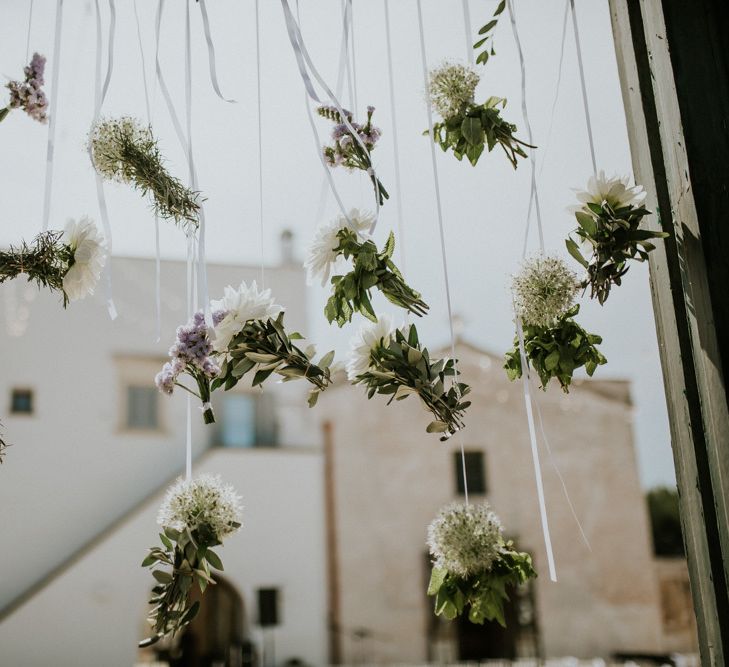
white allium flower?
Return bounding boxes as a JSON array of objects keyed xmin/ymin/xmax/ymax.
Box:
[
  {"xmin": 210, "ymin": 280, "xmax": 284, "ymax": 353},
  {"xmin": 88, "ymin": 116, "xmax": 150, "ymax": 183},
  {"xmin": 428, "ymin": 61, "xmax": 480, "ymax": 120},
  {"xmin": 157, "ymin": 474, "xmax": 243, "ymax": 541},
  {"xmin": 346, "ymin": 313, "xmax": 397, "ymax": 382},
  {"xmin": 304, "ymin": 208, "xmax": 375, "ymax": 286},
  {"xmin": 511, "ymin": 254, "xmax": 578, "ymax": 328},
  {"xmin": 427, "ymin": 502, "xmax": 504, "ymax": 578},
  {"xmin": 62, "ymin": 216, "xmax": 107, "ymax": 301},
  {"xmin": 574, "ymin": 170, "xmax": 647, "ymax": 210}
]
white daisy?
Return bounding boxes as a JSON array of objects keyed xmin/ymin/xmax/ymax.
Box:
[
  {"xmin": 304, "ymin": 208, "xmax": 375, "ymax": 287},
  {"xmin": 210, "ymin": 280, "xmax": 283, "ymax": 353},
  {"xmin": 427, "ymin": 502, "xmax": 504, "ymax": 578},
  {"xmin": 346, "ymin": 313, "xmax": 397, "ymax": 382},
  {"xmin": 157, "ymin": 474, "xmax": 243, "ymax": 541},
  {"xmin": 511, "ymin": 254, "xmax": 578, "ymax": 328},
  {"xmin": 574, "ymin": 170, "xmax": 647, "ymax": 210},
  {"xmin": 62, "ymin": 216, "xmax": 107, "ymax": 302}
]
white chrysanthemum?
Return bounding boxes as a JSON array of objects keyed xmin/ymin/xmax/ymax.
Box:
[
  {"xmin": 88, "ymin": 116, "xmax": 150, "ymax": 183},
  {"xmin": 427, "ymin": 502, "xmax": 504, "ymax": 577},
  {"xmin": 428, "ymin": 61, "xmax": 480, "ymax": 120},
  {"xmin": 210, "ymin": 280, "xmax": 284, "ymax": 353},
  {"xmin": 511, "ymin": 254, "xmax": 578, "ymax": 328},
  {"xmin": 574, "ymin": 170, "xmax": 647, "ymax": 210},
  {"xmin": 62, "ymin": 216, "xmax": 107, "ymax": 302},
  {"xmin": 157, "ymin": 474, "xmax": 243, "ymax": 541},
  {"xmin": 346, "ymin": 313, "xmax": 397, "ymax": 382},
  {"xmin": 304, "ymin": 208, "xmax": 375, "ymax": 286}
]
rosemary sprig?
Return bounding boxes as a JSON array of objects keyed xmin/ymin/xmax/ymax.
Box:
[
  {"xmin": 213, "ymin": 312, "xmax": 335, "ymax": 408},
  {"xmin": 0, "ymin": 231, "xmax": 73, "ymax": 306},
  {"xmin": 325, "ymin": 228, "xmax": 428, "ymax": 327}
]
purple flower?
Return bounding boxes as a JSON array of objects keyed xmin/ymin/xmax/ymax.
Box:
[
  {"xmin": 5, "ymin": 52, "xmax": 48, "ymax": 124},
  {"xmin": 155, "ymin": 362, "xmax": 177, "ymax": 395}
]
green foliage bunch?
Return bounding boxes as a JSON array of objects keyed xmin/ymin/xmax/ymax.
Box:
[
  {"xmin": 213, "ymin": 312, "xmax": 336, "ymax": 408},
  {"xmin": 504, "ymin": 305, "xmax": 607, "ymax": 392},
  {"xmin": 324, "ymin": 228, "xmax": 428, "ymax": 326},
  {"xmin": 349, "ymin": 323, "xmax": 470, "ymax": 440}
]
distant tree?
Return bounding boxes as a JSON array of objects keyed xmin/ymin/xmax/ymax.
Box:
[{"xmin": 646, "ymin": 486, "xmax": 685, "ymax": 556}]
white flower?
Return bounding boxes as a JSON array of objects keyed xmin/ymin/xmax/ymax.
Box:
[
  {"xmin": 88, "ymin": 116, "xmax": 151, "ymax": 183},
  {"xmin": 62, "ymin": 216, "xmax": 107, "ymax": 302},
  {"xmin": 511, "ymin": 254, "xmax": 578, "ymax": 328},
  {"xmin": 157, "ymin": 474, "xmax": 243, "ymax": 541},
  {"xmin": 428, "ymin": 61, "xmax": 480, "ymax": 119},
  {"xmin": 304, "ymin": 208, "xmax": 375, "ymax": 286},
  {"xmin": 574, "ymin": 170, "xmax": 647, "ymax": 211},
  {"xmin": 346, "ymin": 313, "xmax": 397, "ymax": 382},
  {"xmin": 427, "ymin": 502, "xmax": 504, "ymax": 578},
  {"xmin": 210, "ymin": 280, "xmax": 283, "ymax": 353}
]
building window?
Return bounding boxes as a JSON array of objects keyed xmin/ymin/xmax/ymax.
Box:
[
  {"xmin": 454, "ymin": 451, "xmax": 486, "ymax": 495},
  {"xmin": 126, "ymin": 386, "xmax": 159, "ymax": 430},
  {"xmin": 218, "ymin": 393, "xmax": 278, "ymax": 448},
  {"xmin": 257, "ymin": 587, "xmax": 280, "ymax": 627},
  {"xmin": 11, "ymin": 388, "xmax": 34, "ymax": 414}
]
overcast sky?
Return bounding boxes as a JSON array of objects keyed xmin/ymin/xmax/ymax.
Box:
[{"xmin": 0, "ymin": 0, "xmax": 675, "ymax": 489}]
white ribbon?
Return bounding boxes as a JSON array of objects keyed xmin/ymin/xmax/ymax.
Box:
[
  {"xmin": 415, "ymin": 0, "xmax": 470, "ymax": 504},
  {"xmin": 569, "ymin": 0, "xmax": 598, "ymax": 177},
  {"xmin": 461, "ymin": 0, "xmax": 475, "ymax": 66},
  {"xmin": 281, "ymin": 0, "xmax": 382, "ymax": 231},
  {"xmin": 41, "ymin": 0, "xmax": 63, "ymax": 233},
  {"xmin": 255, "ymin": 0, "xmax": 265, "ymax": 287},
  {"xmin": 198, "ymin": 0, "xmax": 236, "ymax": 103},
  {"xmin": 90, "ymin": 0, "xmax": 118, "ymax": 320}
]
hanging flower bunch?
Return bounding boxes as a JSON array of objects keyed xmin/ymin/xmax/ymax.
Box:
[
  {"xmin": 318, "ymin": 105, "xmax": 389, "ymax": 206},
  {"xmin": 504, "ymin": 304, "xmax": 607, "ymax": 393},
  {"xmin": 305, "ymin": 209, "xmax": 428, "ymax": 327},
  {"xmin": 210, "ymin": 281, "xmax": 336, "ymax": 409},
  {"xmin": 0, "ymin": 52, "xmax": 48, "ymax": 124},
  {"xmin": 347, "ymin": 315, "xmax": 471, "ymax": 440},
  {"xmin": 0, "ymin": 217, "xmax": 107, "ymax": 306},
  {"xmin": 157, "ymin": 282, "xmax": 336, "ymax": 418},
  {"xmin": 88, "ymin": 117, "xmax": 200, "ymax": 231},
  {"xmin": 426, "ymin": 502, "xmax": 536, "ymax": 626},
  {"xmin": 140, "ymin": 474, "xmax": 242, "ymax": 647},
  {"xmin": 426, "ymin": 62, "xmax": 532, "ymax": 168},
  {"xmin": 155, "ymin": 311, "xmax": 222, "ymax": 425},
  {"xmin": 566, "ymin": 171, "xmax": 668, "ymax": 304}
]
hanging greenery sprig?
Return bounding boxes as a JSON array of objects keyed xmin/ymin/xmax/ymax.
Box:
[
  {"xmin": 140, "ymin": 475, "xmax": 242, "ymax": 647},
  {"xmin": 0, "ymin": 218, "xmax": 107, "ymax": 306},
  {"xmin": 473, "ymin": 0, "xmax": 506, "ymax": 66},
  {"xmin": 504, "ymin": 304, "xmax": 607, "ymax": 393},
  {"xmin": 317, "ymin": 105, "xmax": 389, "ymax": 206},
  {"xmin": 88, "ymin": 117, "xmax": 200, "ymax": 231},
  {"xmin": 426, "ymin": 63, "xmax": 532, "ymax": 168},
  {"xmin": 305, "ymin": 209, "xmax": 428, "ymax": 327},
  {"xmin": 426, "ymin": 502, "xmax": 536, "ymax": 625},
  {"xmin": 566, "ymin": 172, "xmax": 668, "ymax": 304},
  {"xmin": 0, "ymin": 53, "xmax": 48, "ymax": 124},
  {"xmin": 347, "ymin": 316, "xmax": 471, "ymax": 440}
]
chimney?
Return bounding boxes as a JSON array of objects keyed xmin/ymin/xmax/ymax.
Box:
[{"xmin": 280, "ymin": 229, "xmax": 295, "ymax": 265}]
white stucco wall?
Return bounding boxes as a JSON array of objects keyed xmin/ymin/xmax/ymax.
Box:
[
  {"xmin": 0, "ymin": 257, "xmax": 316, "ymax": 608},
  {"xmin": 0, "ymin": 447, "xmax": 328, "ymax": 667}
]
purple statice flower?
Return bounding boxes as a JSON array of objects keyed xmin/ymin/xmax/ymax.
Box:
[
  {"xmin": 155, "ymin": 362, "xmax": 178, "ymax": 395},
  {"xmin": 212, "ymin": 309, "xmax": 227, "ymax": 326},
  {"xmin": 332, "ymin": 124, "xmax": 348, "ymax": 140},
  {"xmin": 367, "ymin": 105, "xmax": 375, "ymax": 114},
  {"xmin": 6, "ymin": 52, "xmax": 48, "ymax": 124}
]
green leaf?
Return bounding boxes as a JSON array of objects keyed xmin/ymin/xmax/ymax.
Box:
[
  {"xmin": 205, "ymin": 549, "xmax": 224, "ymax": 571},
  {"xmin": 152, "ymin": 569, "xmax": 172, "ymax": 584},
  {"xmin": 575, "ymin": 211, "xmax": 598, "ymax": 236},
  {"xmin": 476, "ymin": 50, "xmax": 490, "ymax": 66},
  {"xmin": 461, "ymin": 117, "xmax": 484, "ymax": 146},
  {"xmin": 478, "ymin": 19, "xmax": 498, "ymax": 34},
  {"xmin": 427, "ymin": 566, "xmax": 447, "ymax": 595},
  {"xmin": 426, "ymin": 420, "xmax": 449, "ymax": 433},
  {"xmin": 565, "ymin": 237, "xmax": 589, "ymax": 268},
  {"xmin": 319, "ymin": 350, "xmax": 335, "ymax": 368}
]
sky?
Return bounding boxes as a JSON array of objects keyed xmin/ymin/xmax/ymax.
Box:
[{"xmin": 0, "ymin": 0, "xmax": 676, "ymax": 489}]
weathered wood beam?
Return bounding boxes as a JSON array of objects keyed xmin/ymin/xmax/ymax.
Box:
[{"xmin": 608, "ymin": 1, "xmax": 729, "ymax": 664}]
